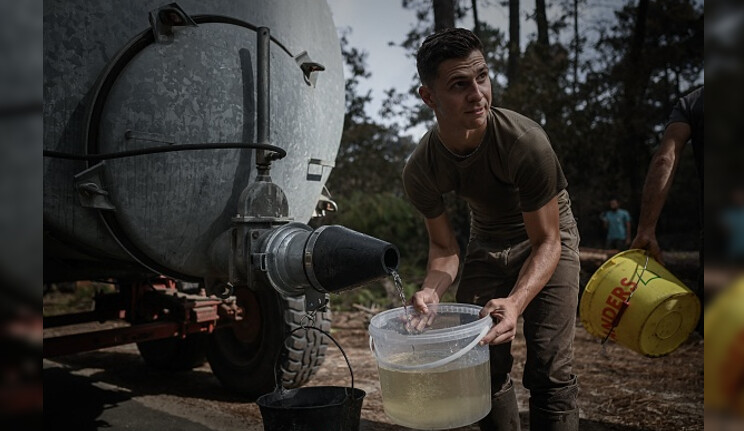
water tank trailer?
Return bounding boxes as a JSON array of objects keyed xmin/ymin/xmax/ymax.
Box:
[{"xmin": 43, "ymin": 0, "xmax": 399, "ymax": 397}]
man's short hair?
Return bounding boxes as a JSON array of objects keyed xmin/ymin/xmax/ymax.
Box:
[{"xmin": 416, "ymin": 27, "xmax": 484, "ymax": 87}]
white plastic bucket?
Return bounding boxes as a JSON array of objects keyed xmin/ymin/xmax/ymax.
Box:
[{"xmin": 368, "ymin": 303, "xmax": 493, "ymax": 430}]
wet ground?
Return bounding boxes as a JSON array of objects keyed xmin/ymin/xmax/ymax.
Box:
[{"xmin": 43, "ymin": 310, "xmax": 703, "ymax": 430}]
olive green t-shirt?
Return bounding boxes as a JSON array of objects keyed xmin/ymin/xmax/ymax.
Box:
[{"xmin": 402, "ymin": 107, "xmax": 575, "ymax": 241}]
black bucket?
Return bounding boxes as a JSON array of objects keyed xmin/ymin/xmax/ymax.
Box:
[{"xmin": 256, "ymin": 327, "xmax": 366, "ymax": 431}]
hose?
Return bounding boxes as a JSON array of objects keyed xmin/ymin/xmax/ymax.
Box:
[{"xmin": 43, "ymin": 142, "xmax": 286, "ymax": 161}]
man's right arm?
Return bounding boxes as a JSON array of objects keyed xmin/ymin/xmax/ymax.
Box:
[
  {"xmin": 631, "ymin": 122, "xmax": 690, "ymax": 262},
  {"xmin": 411, "ymin": 213, "xmax": 461, "ymax": 315}
]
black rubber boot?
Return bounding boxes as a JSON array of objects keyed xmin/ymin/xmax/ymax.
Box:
[
  {"xmin": 478, "ymin": 379, "xmax": 520, "ymax": 431},
  {"xmin": 528, "ymin": 404, "xmax": 579, "ymax": 431}
]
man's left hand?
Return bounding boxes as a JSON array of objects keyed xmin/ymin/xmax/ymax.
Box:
[{"xmin": 479, "ymin": 297, "xmax": 520, "ymax": 345}]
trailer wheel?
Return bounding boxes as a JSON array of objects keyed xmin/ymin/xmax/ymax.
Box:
[
  {"xmin": 206, "ymin": 286, "xmax": 331, "ymax": 398},
  {"xmin": 136, "ymin": 333, "xmax": 208, "ymax": 371}
]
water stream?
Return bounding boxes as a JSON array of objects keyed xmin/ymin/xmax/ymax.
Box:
[{"xmin": 390, "ymin": 270, "xmax": 416, "ymax": 337}]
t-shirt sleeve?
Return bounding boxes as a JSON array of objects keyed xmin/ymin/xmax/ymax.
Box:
[
  {"xmin": 667, "ymin": 96, "xmax": 691, "ymax": 127},
  {"xmin": 667, "ymin": 88, "xmax": 702, "ymax": 128},
  {"xmin": 402, "ymin": 157, "xmax": 445, "ymax": 219},
  {"xmin": 507, "ymin": 127, "xmax": 568, "ymax": 212}
]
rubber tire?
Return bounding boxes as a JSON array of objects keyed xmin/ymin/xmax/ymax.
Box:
[
  {"xmin": 206, "ymin": 288, "xmax": 331, "ymax": 399},
  {"xmin": 136, "ymin": 333, "xmax": 209, "ymax": 371}
]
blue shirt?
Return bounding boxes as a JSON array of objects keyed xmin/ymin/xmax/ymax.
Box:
[
  {"xmin": 722, "ymin": 206, "xmax": 744, "ymax": 259},
  {"xmin": 601, "ymin": 209, "xmax": 631, "ymax": 240}
]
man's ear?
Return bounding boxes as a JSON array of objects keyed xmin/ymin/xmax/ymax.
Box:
[{"xmin": 419, "ymin": 85, "xmax": 436, "ymax": 109}]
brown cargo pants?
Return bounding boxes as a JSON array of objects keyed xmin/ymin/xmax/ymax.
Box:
[{"xmin": 456, "ymin": 224, "xmax": 581, "ymax": 413}]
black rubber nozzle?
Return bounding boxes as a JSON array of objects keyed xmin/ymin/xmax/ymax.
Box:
[{"xmin": 304, "ymin": 225, "xmax": 400, "ymax": 294}]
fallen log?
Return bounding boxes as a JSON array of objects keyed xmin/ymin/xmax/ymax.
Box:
[{"xmin": 579, "ymin": 247, "xmax": 700, "ymax": 287}]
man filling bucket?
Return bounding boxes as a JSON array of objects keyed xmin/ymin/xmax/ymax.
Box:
[{"xmin": 400, "ymin": 27, "xmax": 583, "ymax": 431}]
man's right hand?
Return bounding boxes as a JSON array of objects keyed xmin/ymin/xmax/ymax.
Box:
[
  {"xmin": 411, "ymin": 287, "xmax": 440, "ymax": 315},
  {"xmin": 630, "ymin": 231, "xmax": 663, "ymax": 264},
  {"xmin": 413, "ymin": 214, "xmax": 459, "ymax": 315}
]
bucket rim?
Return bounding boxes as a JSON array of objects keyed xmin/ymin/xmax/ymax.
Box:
[
  {"xmin": 583, "ymin": 249, "xmax": 648, "ymax": 295},
  {"xmin": 368, "ymin": 302, "xmax": 490, "ymax": 344},
  {"xmin": 256, "ymin": 386, "xmax": 366, "ymax": 410}
]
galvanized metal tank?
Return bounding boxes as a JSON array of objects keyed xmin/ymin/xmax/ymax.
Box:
[{"xmin": 43, "ymin": 0, "xmax": 344, "ymax": 281}]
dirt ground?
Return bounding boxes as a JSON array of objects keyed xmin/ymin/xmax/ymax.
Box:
[
  {"xmin": 322, "ymin": 311, "xmax": 703, "ymax": 431},
  {"xmin": 44, "ymin": 309, "xmax": 703, "ymax": 431},
  {"xmin": 43, "ymin": 248, "xmax": 706, "ymax": 430}
]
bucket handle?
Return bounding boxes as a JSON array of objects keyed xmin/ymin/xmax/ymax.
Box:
[
  {"xmin": 275, "ymin": 326, "xmax": 355, "ymax": 393},
  {"xmin": 369, "ymin": 323, "xmax": 490, "ymax": 371}
]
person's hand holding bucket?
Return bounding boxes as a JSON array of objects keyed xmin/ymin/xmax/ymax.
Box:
[
  {"xmin": 631, "ymin": 230, "xmax": 664, "ymax": 265},
  {"xmin": 479, "ymin": 297, "xmax": 519, "ymax": 345},
  {"xmin": 579, "ymin": 249, "xmax": 700, "ymax": 356}
]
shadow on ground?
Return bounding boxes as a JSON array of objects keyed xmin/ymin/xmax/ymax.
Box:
[
  {"xmin": 357, "ymin": 411, "xmax": 653, "ymax": 431},
  {"xmin": 46, "ymin": 349, "xmax": 244, "ymax": 402}
]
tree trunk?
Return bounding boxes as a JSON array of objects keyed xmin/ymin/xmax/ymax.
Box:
[
  {"xmin": 507, "ymin": 0, "xmax": 520, "ymax": 87},
  {"xmin": 471, "ymin": 0, "xmax": 481, "ymax": 37},
  {"xmin": 534, "ymin": 0, "xmax": 552, "ymax": 128},
  {"xmin": 536, "ymin": 0, "xmax": 549, "ymax": 47},
  {"xmin": 620, "ymin": 0, "xmax": 650, "ymax": 215},
  {"xmin": 433, "ymin": 0, "xmax": 456, "ymax": 31},
  {"xmin": 573, "ymin": 0, "xmax": 579, "ymax": 95}
]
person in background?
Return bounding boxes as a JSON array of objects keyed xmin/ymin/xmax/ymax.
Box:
[
  {"xmin": 600, "ymin": 198, "xmax": 631, "ymax": 250},
  {"xmin": 631, "ymin": 86, "xmax": 703, "ymax": 333},
  {"xmin": 720, "ymin": 186, "xmax": 744, "ymax": 263},
  {"xmin": 403, "ymin": 28, "xmax": 580, "ymax": 431}
]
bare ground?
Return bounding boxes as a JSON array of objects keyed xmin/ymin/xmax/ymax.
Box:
[
  {"xmin": 44, "ymin": 310, "xmax": 703, "ymax": 430},
  {"xmin": 323, "ymin": 312, "xmax": 703, "ymax": 431}
]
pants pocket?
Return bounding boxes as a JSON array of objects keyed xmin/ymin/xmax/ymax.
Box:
[{"xmin": 560, "ymin": 225, "xmax": 580, "ymax": 256}]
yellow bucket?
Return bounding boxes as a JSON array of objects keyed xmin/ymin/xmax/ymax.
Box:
[
  {"xmin": 704, "ymin": 276, "xmax": 744, "ymax": 415},
  {"xmin": 579, "ymin": 249, "xmax": 700, "ymax": 356}
]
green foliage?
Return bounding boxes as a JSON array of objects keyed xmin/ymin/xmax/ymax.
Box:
[
  {"xmin": 326, "ymin": 122, "xmax": 415, "ymax": 198},
  {"xmin": 325, "ymin": 191, "xmax": 429, "ymax": 271},
  {"xmin": 43, "ymin": 281, "xmax": 116, "ymax": 316},
  {"xmin": 339, "ymin": 28, "xmax": 373, "ymax": 126},
  {"xmin": 330, "ymin": 274, "xmax": 425, "ymax": 312}
]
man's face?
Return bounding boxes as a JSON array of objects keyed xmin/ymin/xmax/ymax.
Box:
[
  {"xmin": 609, "ymin": 200, "xmax": 619, "ymax": 210},
  {"xmin": 419, "ymin": 50, "xmax": 492, "ymax": 132}
]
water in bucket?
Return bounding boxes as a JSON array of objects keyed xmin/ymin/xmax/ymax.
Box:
[
  {"xmin": 369, "ymin": 303, "xmax": 493, "ymax": 429},
  {"xmin": 378, "ymin": 352, "xmax": 490, "ymax": 429}
]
